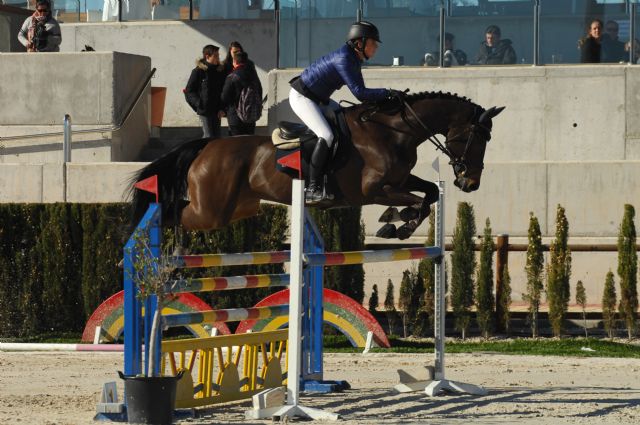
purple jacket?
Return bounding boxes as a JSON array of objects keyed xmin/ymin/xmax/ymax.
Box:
[{"xmin": 299, "ymin": 44, "xmax": 389, "ymax": 104}]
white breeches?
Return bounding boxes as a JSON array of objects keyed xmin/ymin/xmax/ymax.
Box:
[{"xmin": 288, "ymin": 87, "xmax": 338, "ymax": 148}]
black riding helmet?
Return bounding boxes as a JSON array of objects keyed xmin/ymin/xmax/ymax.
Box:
[{"xmin": 346, "ymin": 21, "xmax": 382, "ymax": 43}]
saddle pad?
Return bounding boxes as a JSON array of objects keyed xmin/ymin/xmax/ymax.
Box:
[{"xmin": 271, "ymin": 129, "xmax": 301, "ymax": 150}]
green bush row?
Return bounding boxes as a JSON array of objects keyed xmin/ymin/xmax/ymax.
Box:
[{"xmin": 0, "ymin": 203, "xmax": 293, "ymax": 338}]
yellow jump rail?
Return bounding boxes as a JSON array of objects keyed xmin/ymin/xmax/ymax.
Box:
[{"xmin": 161, "ymin": 329, "xmax": 288, "ymax": 408}]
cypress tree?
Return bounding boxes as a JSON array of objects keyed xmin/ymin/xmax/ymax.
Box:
[
  {"xmin": 368, "ymin": 284, "xmax": 379, "ymax": 313},
  {"xmin": 475, "ymin": 218, "xmax": 495, "ymax": 338},
  {"xmin": 18, "ymin": 204, "xmax": 46, "ymax": 336},
  {"xmin": 450, "ymin": 202, "xmax": 476, "ymax": 339},
  {"xmin": 398, "ymin": 270, "xmax": 412, "ymax": 337},
  {"xmin": 81, "ymin": 204, "xmax": 128, "ymax": 321},
  {"xmin": 39, "ymin": 204, "xmax": 85, "ymax": 332},
  {"xmin": 546, "ymin": 204, "xmax": 571, "ymax": 337},
  {"xmin": 602, "ymin": 271, "xmax": 617, "ymax": 339},
  {"xmin": 309, "ymin": 208, "xmax": 365, "ymax": 303},
  {"xmin": 575, "ymin": 280, "xmax": 588, "ymax": 338},
  {"xmin": 498, "ymin": 265, "xmax": 512, "ymax": 335},
  {"xmin": 383, "ymin": 279, "xmax": 397, "ymax": 335},
  {"xmin": 617, "ymin": 204, "xmax": 638, "ymax": 339},
  {"xmin": 524, "ymin": 212, "xmax": 544, "ymax": 337},
  {"xmin": 418, "ymin": 210, "xmax": 436, "ymax": 331}
]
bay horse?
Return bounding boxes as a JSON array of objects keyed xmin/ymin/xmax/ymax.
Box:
[{"xmin": 129, "ymin": 91, "xmax": 504, "ymax": 240}]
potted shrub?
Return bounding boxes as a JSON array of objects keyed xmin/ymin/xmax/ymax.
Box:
[{"xmin": 119, "ymin": 230, "xmax": 183, "ymax": 425}]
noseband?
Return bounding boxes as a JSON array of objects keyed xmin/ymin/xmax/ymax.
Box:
[{"xmin": 401, "ymin": 100, "xmax": 489, "ymax": 174}]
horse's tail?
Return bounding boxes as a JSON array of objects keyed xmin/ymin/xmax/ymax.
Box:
[{"xmin": 127, "ymin": 138, "xmax": 211, "ymax": 229}]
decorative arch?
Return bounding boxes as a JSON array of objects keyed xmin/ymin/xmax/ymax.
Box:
[
  {"xmin": 82, "ymin": 291, "xmax": 231, "ymax": 343},
  {"xmin": 236, "ymin": 288, "xmax": 390, "ymax": 348}
]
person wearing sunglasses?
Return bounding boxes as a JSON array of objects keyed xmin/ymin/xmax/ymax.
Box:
[{"xmin": 17, "ymin": 0, "xmax": 62, "ymax": 53}]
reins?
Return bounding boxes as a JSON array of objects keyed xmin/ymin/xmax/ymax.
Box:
[{"xmin": 349, "ymin": 95, "xmax": 488, "ymax": 173}]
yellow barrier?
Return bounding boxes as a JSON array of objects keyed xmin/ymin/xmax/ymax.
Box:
[{"xmin": 161, "ymin": 329, "xmax": 289, "ymax": 408}]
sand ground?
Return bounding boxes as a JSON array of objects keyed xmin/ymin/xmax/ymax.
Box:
[{"xmin": 1, "ymin": 351, "xmax": 639, "ymax": 424}]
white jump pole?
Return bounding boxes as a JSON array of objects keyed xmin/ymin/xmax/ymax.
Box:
[
  {"xmin": 247, "ymin": 178, "xmax": 339, "ymax": 420},
  {"xmin": 425, "ymin": 180, "xmax": 487, "ymax": 397}
]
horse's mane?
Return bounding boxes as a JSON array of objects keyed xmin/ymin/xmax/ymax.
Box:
[{"xmin": 346, "ymin": 90, "xmax": 483, "ymax": 113}]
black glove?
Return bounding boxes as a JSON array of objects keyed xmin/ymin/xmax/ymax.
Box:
[{"xmin": 388, "ymin": 89, "xmax": 408, "ymax": 103}]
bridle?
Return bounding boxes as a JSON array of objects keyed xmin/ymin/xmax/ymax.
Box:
[
  {"xmin": 400, "ymin": 99, "xmax": 490, "ymax": 175},
  {"xmin": 353, "ymin": 95, "xmax": 491, "ymax": 176}
]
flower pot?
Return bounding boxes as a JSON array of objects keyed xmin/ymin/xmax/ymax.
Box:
[
  {"xmin": 151, "ymin": 87, "xmax": 167, "ymax": 127},
  {"xmin": 119, "ymin": 371, "xmax": 182, "ymax": 425}
]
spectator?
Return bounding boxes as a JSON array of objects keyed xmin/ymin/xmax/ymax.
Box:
[
  {"xmin": 475, "ymin": 25, "xmax": 516, "ymax": 65},
  {"xmin": 424, "ymin": 32, "xmax": 468, "ymax": 67},
  {"xmin": 184, "ymin": 44, "xmax": 227, "ymax": 139},
  {"xmin": 17, "ymin": 0, "xmax": 61, "ymax": 52},
  {"xmin": 579, "ymin": 19, "xmax": 603, "ymax": 63},
  {"xmin": 601, "ymin": 20, "xmax": 626, "ymax": 63},
  {"xmin": 222, "ymin": 41, "xmax": 244, "ymax": 75},
  {"xmin": 220, "ymin": 51, "xmax": 263, "ymax": 136}
]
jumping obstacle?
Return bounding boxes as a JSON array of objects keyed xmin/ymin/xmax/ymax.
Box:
[
  {"xmin": 120, "ymin": 201, "xmax": 376, "ymax": 413},
  {"xmin": 248, "ymin": 179, "xmax": 485, "ymax": 421},
  {"xmin": 117, "ymin": 177, "xmax": 483, "ymax": 421},
  {"xmin": 122, "ymin": 205, "xmax": 301, "ymax": 410}
]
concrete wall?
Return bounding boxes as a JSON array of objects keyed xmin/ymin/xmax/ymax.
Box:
[
  {"xmin": 268, "ymin": 65, "xmax": 640, "ymax": 239},
  {"xmin": 0, "ymin": 5, "xmax": 30, "ymax": 53},
  {"xmin": 0, "ymin": 162, "xmax": 145, "ymax": 203},
  {"xmin": 59, "ymin": 20, "xmax": 277, "ymax": 128},
  {"xmin": 0, "ymin": 51, "xmax": 151, "ymax": 162}
]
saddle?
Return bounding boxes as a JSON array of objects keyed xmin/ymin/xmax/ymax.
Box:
[{"xmin": 272, "ymin": 107, "xmax": 351, "ymax": 196}]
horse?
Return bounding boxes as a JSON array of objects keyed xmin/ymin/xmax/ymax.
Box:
[{"xmin": 129, "ymin": 91, "xmax": 504, "ymax": 240}]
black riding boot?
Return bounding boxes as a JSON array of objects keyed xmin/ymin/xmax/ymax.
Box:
[{"xmin": 306, "ymin": 138, "xmax": 331, "ymax": 205}]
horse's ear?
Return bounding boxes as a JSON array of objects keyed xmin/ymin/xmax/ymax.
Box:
[{"xmin": 479, "ymin": 106, "xmax": 505, "ymax": 124}]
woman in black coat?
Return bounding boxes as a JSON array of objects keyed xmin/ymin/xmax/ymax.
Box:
[{"xmin": 579, "ymin": 19, "xmax": 603, "ymax": 63}]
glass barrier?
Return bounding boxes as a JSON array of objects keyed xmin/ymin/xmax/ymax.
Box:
[
  {"xmin": 539, "ymin": 0, "xmax": 629, "ymax": 64},
  {"xmin": 363, "ymin": 1, "xmax": 439, "ymax": 66},
  {"xmin": 446, "ymin": 1, "xmax": 533, "ymax": 66},
  {"xmin": 278, "ymin": 1, "xmax": 361, "ymax": 68},
  {"xmin": 193, "ymin": 0, "xmax": 274, "ymax": 20}
]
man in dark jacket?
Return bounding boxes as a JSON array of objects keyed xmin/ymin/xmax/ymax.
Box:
[
  {"xmin": 185, "ymin": 44, "xmax": 227, "ymax": 138},
  {"xmin": 475, "ymin": 25, "xmax": 517, "ymax": 65},
  {"xmin": 220, "ymin": 51, "xmax": 262, "ymax": 136}
]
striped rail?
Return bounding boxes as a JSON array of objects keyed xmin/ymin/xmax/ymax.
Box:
[
  {"xmin": 163, "ymin": 305, "xmax": 289, "ymax": 327},
  {"xmin": 166, "ymin": 274, "xmax": 290, "ymax": 293}
]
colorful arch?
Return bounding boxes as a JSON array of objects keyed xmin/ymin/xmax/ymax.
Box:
[
  {"xmin": 236, "ymin": 289, "xmax": 390, "ymax": 348},
  {"xmin": 82, "ymin": 291, "xmax": 231, "ymax": 343}
]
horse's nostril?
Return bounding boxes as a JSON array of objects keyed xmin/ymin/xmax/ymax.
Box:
[{"xmin": 467, "ymin": 181, "xmax": 479, "ymax": 191}]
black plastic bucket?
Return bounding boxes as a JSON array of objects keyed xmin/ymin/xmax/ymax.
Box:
[{"xmin": 119, "ymin": 371, "xmax": 182, "ymax": 425}]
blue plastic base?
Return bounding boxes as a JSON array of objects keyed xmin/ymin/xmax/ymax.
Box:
[{"xmin": 301, "ymin": 379, "xmax": 351, "ymax": 393}]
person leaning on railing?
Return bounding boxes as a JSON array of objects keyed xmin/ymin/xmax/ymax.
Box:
[
  {"xmin": 17, "ymin": 0, "xmax": 61, "ymax": 53},
  {"xmin": 474, "ymin": 25, "xmax": 516, "ymax": 65},
  {"xmin": 578, "ymin": 19, "xmax": 603, "ymax": 64}
]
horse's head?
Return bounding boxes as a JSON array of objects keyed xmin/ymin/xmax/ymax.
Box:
[{"xmin": 445, "ymin": 106, "xmax": 505, "ymax": 192}]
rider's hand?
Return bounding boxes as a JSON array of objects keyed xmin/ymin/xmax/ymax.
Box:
[{"xmin": 388, "ymin": 89, "xmax": 407, "ymax": 103}]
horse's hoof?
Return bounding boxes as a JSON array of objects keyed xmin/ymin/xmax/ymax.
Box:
[
  {"xmin": 378, "ymin": 207, "xmax": 401, "ymax": 223},
  {"xmin": 399, "ymin": 207, "xmax": 420, "ymax": 222},
  {"xmin": 376, "ymin": 223, "xmax": 397, "ymax": 239},
  {"xmin": 397, "ymin": 221, "xmax": 418, "ymax": 240}
]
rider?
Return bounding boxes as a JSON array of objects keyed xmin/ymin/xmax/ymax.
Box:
[{"xmin": 289, "ymin": 21, "xmax": 400, "ymax": 205}]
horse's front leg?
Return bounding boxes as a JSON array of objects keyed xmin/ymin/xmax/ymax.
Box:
[
  {"xmin": 371, "ymin": 175, "xmax": 439, "ymax": 240},
  {"xmin": 367, "ymin": 185, "xmax": 425, "ymax": 240}
]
